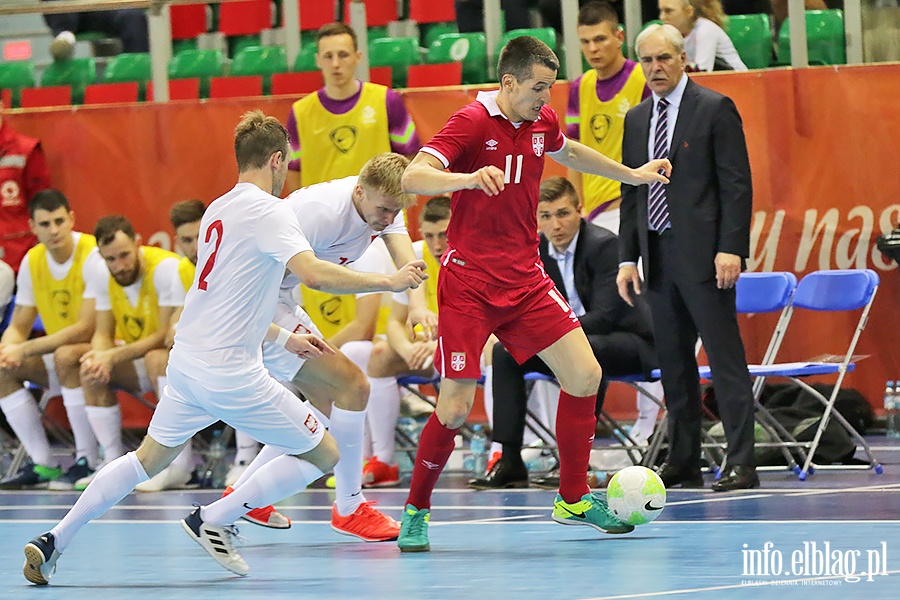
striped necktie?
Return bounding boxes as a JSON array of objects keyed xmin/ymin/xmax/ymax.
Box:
[{"xmin": 648, "ymin": 98, "xmax": 670, "ymax": 232}]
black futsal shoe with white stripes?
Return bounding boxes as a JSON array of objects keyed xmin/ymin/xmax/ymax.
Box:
[
  {"xmin": 181, "ymin": 506, "xmax": 250, "ymax": 576},
  {"xmin": 23, "ymin": 532, "xmax": 61, "ymax": 585}
]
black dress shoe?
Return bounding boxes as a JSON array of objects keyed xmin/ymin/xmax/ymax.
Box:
[
  {"xmin": 656, "ymin": 462, "xmax": 704, "ymax": 488},
  {"xmin": 531, "ymin": 468, "xmax": 609, "ymax": 490},
  {"xmin": 711, "ymin": 465, "xmax": 759, "ymax": 492},
  {"xmin": 468, "ymin": 457, "xmax": 529, "ymax": 490},
  {"xmin": 531, "ymin": 468, "xmax": 560, "ymax": 490}
]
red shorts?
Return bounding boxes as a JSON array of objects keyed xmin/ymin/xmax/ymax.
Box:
[{"xmin": 435, "ymin": 265, "xmax": 581, "ymax": 379}]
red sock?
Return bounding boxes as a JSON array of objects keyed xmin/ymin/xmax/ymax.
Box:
[
  {"xmin": 556, "ymin": 390, "xmax": 596, "ymax": 503},
  {"xmin": 406, "ymin": 413, "xmax": 459, "ymax": 510}
]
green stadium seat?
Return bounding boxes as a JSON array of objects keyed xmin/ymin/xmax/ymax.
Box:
[
  {"xmin": 777, "ymin": 9, "xmax": 846, "ymax": 66},
  {"xmin": 229, "ymin": 34, "xmax": 261, "ymax": 59},
  {"xmin": 369, "ymin": 37, "xmax": 422, "ymax": 88},
  {"xmin": 40, "ymin": 58, "xmax": 96, "ymax": 104},
  {"xmin": 0, "ymin": 60, "xmax": 36, "ymax": 107},
  {"xmin": 725, "ymin": 14, "xmax": 773, "ymax": 69},
  {"xmin": 366, "ymin": 26, "xmax": 391, "ymax": 45},
  {"xmin": 231, "ymin": 46, "xmax": 288, "ymax": 94},
  {"xmin": 167, "ymin": 49, "xmax": 225, "ymax": 98},
  {"xmin": 172, "ymin": 38, "xmax": 199, "ymax": 56},
  {"xmin": 427, "ymin": 32, "xmax": 488, "ymax": 84},
  {"xmin": 294, "ymin": 41, "xmax": 318, "ymax": 72},
  {"xmin": 103, "ymin": 53, "xmax": 152, "ymax": 99},
  {"xmin": 496, "ymin": 27, "xmax": 557, "ymax": 59},
  {"xmin": 422, "ymin": 22, "xmax": 457, "ymax": 49}
]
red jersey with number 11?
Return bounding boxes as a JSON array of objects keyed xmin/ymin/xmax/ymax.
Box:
[{"xmin": 421, "ymin": 91, "xmax": 566, "ymax": 288}]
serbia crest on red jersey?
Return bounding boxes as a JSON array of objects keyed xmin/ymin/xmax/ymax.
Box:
[{"xmin": 532, "ymin": 133, "xmax": 545, "ymax": 157}]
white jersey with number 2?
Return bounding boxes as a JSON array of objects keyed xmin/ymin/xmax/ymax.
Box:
[{"xmin": 171, "ymin": 182, "xmax": 313, "ymax": 383}]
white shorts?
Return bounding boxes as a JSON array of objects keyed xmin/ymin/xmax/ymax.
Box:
[
  {"xmin": 263, "ymin": 303, "xmax": 323, "ymax": 382},
  {"xmin": 40, "ymin": 354, "xmax": 61, "ymax": 396},
  {"xmin": 147, "ymin": 361, "xmax": 325, "ymax": 454}
]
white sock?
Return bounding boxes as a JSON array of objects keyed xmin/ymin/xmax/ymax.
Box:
[
  {"xmin": 633, "ymin": 381, "xmax": 663, "ymax": 437},
  {"xmin": 233, "ymin": 429, "xmax": 259, "ymax": 465},
  {"xmin": 330, "ymin": 406, "xmax": 367, "ymax": 516},
  {"xmin": 201, "ymin": 454, "xmax": 322, "ymax": 526},
  {"xmin": 84, "ymin": 405, "xmax": 125, "ymax": 463},
  {"xmin": 483, "ymin": 365, "xmax": 494, "ymax": 428},
  {"xmin": 171, "ymin": 439, "xmax": 194, "ymax": 472},
  {"xmin": 61, "ymin": 387, "xmax": 99, "ymax": 468},
  {"xmin": 0, "ymin": 388, "xmax": 55, "ymax": 467},
  {"xmin": 366, "ymin": 376, "xmax": 400, "ymax": 465},
  {"xmin": 231, "ymin": 444, "xmax": 283, "ymax": 489},
  {"xmin": 51, "ymin": 452, "xmax": 148, "ymax": 552}
]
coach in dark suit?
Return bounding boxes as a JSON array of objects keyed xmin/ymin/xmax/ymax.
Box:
[
  {"xmin": 471, "ymin": 177, "xmax": 657, "ymax": 489},
  {"xmin": 617, "ymin": 24, "xmax": 757, "ymax": 492}
]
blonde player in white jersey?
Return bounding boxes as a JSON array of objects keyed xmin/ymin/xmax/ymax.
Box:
[
  {"xmin": 22, "ymin": 111, "xmax": 428, "ymax": 585},
  {"xmin": 228, "ymin": 153, "xmax": 438, "ymax": 543}
]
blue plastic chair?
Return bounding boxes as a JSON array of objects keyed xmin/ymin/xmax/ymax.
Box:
[{"xmin": 701, "ymin": 270, "xmax": 880, "ymax": 480}]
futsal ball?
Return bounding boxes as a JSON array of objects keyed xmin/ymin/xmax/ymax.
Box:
[{"xmin": 606, "ymin": 466, "xmax": 666, "ymax": 526}]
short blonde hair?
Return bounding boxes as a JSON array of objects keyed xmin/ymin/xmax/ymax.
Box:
[
  {"xmin": 358, "ymin": 153, "xmax": 416, "ymax": 209},
  {"xmin": 234, "ymin": 110, "xmax": 289, "ymax": 172}
]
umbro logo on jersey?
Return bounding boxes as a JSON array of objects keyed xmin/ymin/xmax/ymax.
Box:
[
  {"xmin": 422, "ymin": 460, "xmax": 440, "ymax": 470},
  {"xmin": 485, "ymin": 139, "xmax": 499, "ymax": 151}
]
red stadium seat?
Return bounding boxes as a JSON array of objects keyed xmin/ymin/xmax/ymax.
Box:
[
  {"xmin": 84, "ymin": 82, "xmax": 139, "ymax": 104},
  {"xmin": 409, "ymin": 0, "xmax": 454, "ymax": 24},
  {"xmin": 406, "ymin": 62, "xmax": 461, "ymax": 88},
  {"xmin": 271, "ymin": 71, "xmax": 323, "ymax": 95},
  {"xmin": 1, "ymin": 89, "xmax": 11, "ymax": 107},
  {"xmin": 146, "ymin": 78, "xmax": 201, "ymax": 101},
  {"xmin": 284, "ymin": 0, "xmax": 337, "ymax": 31},
  {"xmin": 209, "ymin": 75, "xmax": 263, "ymax": 98},
  {"xmin": 369, "ymin": 65, "xmax": 392, "ymax": 88},
  {"xmin": 171, "ymin": 4, "xmax": 207, "ymax": 40},
  {"xmin": 219, "ymin": 0, "xmax": 271, "ymax": 37},
  {"xmin": 20, "ymin": 85, "xmax": 71, "ymax": 107},
  {"xmin": 343, "ymin": 0, "xmax": 397, "ymax": 28}
]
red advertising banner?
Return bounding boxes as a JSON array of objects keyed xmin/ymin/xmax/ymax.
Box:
[{"xmin": 6, "ymin": 64, "xmax": 899, "ymax": 423}]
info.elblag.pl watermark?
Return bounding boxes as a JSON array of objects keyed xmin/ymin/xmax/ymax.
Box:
[{"xmin": 741, "ymin": 541, "xmax": 889, "ymax": 585}]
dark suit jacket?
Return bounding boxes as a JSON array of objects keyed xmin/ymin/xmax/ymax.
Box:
[
  {"xmin": 540, "ymin": 220, "xmax": 657, "ymax": 375},
  {"xmin": 618, "ymin": 77, "xmax": 752, "ymax": 283}
]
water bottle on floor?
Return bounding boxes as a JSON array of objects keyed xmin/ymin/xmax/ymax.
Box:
[
  {"xmin": 887, "ymin": 381, "xmax": 900, "ymax": 438},
  {"xmin": 202, "ymin": 430, "xmax": 228, "ymax": 489},
  {"xmin": 468, "ymin": 424, "xmax": 489, "ymax": 476}
]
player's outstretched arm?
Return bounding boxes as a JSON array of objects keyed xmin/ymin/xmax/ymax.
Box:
[
  {"xmin": 265, "ymin": 323, "xmax": 335, "ymax": 359},
  {"xmin": 287, "ymin": 250, "xmax": 427, "ymax": 295},
  {"xmin": 401, "ymin": 152, "xmax": 506, "ymax": 196},
  {"xmin": 551, "ymin": 138, "xmax": 671, "ymax": 186}
]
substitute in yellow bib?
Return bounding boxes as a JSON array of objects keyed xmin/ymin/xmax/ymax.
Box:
[
  {"xmin": 0, "ymin": 190, "xmax": 103, "ymax": 490},
  {"xmin": 565, "ymin": 2, "xmax": 649, "ymax": 231},
  {"xmin": 286, "ymin": 22, "xmax": 422, "ymax": 191},
  {"xmin": 135, "ymin": 199, "xmax": 208, "ymax": 492},
  {"xmin": 74, "ymin": 215, "xmax": 184, "ymax": 490}
]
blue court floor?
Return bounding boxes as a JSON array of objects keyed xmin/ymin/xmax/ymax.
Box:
[{"xmin": 2, "ymin": 444, "xmax": 900, "ymax": 599}]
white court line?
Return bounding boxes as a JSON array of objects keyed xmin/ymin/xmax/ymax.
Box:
[
  {"xmin": 3, "ymin": 518, "xmax": 900, "ymax": 526},
  {"xmin": 578, "ymin": 569, "xmax": 900, "ymax": 599}
]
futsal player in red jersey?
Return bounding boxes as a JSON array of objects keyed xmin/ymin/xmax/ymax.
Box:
[{"xmin": 396, "ymin": 36, "xmax": 671, "ymax": 552}]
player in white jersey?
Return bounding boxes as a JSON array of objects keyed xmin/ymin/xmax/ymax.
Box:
[
  {"xmin": 22, "ymin": 111, "xmax": 427, "ymax": 585},
  {"xmin": 229, "ymin": 153, "xmax": 439, "ymax": 542}
]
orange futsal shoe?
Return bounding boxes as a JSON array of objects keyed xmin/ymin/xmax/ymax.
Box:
[
  {"xmin": 222, "ymin": 485, "xmax": 291, "ymax": 529},
  {"xmin": 331, "ymin": 501, "xmax": 400, "ymax": 542},
  {"xmin": 362, "ymin": 458, "xmax": 401, "ymax": 488}
]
